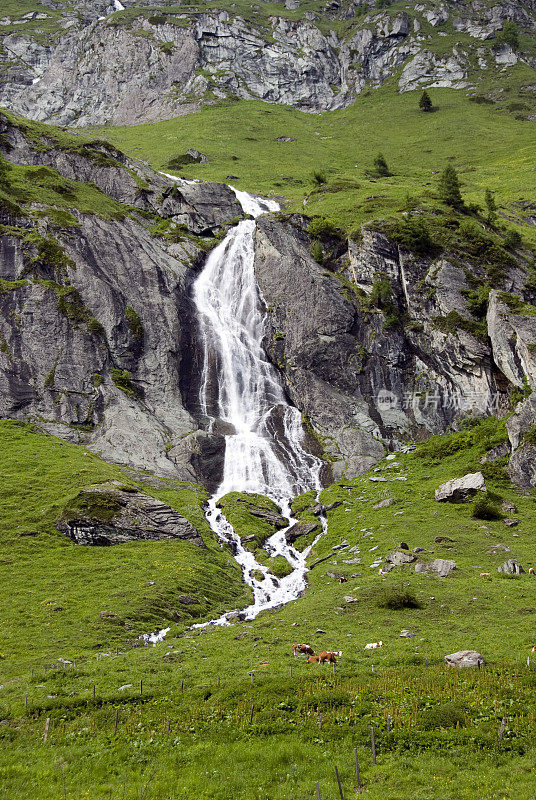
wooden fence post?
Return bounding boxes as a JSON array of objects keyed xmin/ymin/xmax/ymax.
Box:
[
  {"xmin": 315, "ymin": 781, "xmax": 322, "ymax": 800},
  {"xmin": 249, "ymin": 704, "xmax": 255, "ymax": 724},
  {"xmin": 334, "ymin": 766, "xmax": 344, "ymax": 800},
  {"xmin": 498, "ymin": 717, "xmax": 507, "ymax": 742},
  {"xmin": 43, "ymin": 718, "xmax": 50, "ymax": 743},
  {"xmin": 318, "ymin": 711, "xmax": 323, "ymax": 730}
]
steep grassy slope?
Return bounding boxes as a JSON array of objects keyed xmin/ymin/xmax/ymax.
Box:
[
  {"xmin": 0, "ymin": 421, "xmax": 251, "ymax": 669},
  {"xmin": 100, "ymin": 85, "xmax": 536, "ymax": 242},
  {"xmin": 1, "ymin": 419, "xmax": 536, "ymax": 799}
]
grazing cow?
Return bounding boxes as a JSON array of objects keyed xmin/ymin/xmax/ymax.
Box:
[
  {"xmin": 293, "ymin": 643, "xmax": 315, "ymax": 658},
  {"xmin": 480, "ymin": 572, "xmax": 491, "ymax": 578},
  {"xmin": 532, "ymin": 645, "xmax": 536, "ymax": 653},
  {"xmin": 364, "ymin": 641, "xmax": 383, "ymax": 650},
  {"xmin": 307, "ymin": 655, "xmax": 320, "ymax": 663},
  {"xmin": 529, "ymin": 568, "xmax": 535, "ymax": 575},
  {"xmin": 310, "ymin": 651, "xmax": 341, "ymax": 664},
  {"xmin": 338, "ymin": 576, "xmax": 348, "ymax": 584}
]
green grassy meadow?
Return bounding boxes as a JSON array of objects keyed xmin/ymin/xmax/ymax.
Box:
[
  {"xmin": 1, "ymin": 418, "xmax": 536, "ymax": 798},
  {"xmin": 100, "ymin": 83, "xmax": 536, "ymax": 241}
]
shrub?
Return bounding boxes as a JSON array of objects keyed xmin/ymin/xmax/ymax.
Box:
[
  {"xmin": 310, "ymin": 240, "xmax": 324, "ymax": 264},
  {"xmin": 378, "ymin": 587, "xmax": 423, "ymax": 610},
  {"xmin": 496, "ymin": 21, "xmax": 519, "ymax": 50},
  {"xmin": 311, "ymin": 170, "xmax": 327, "ymax": 186},
  {"xmin": 110, "ymin": 368, "xmax": 138, "ymax": 397},
  {"xmin": 307, "ymin": 216, "xmax": 341, "ymax": 238},
  {"xmin": 504, "ymin": 229, "xmax": 523, "ymax": 250},
  {"xmin": 373, "ymin": 153, "xmax": 391, "ymax": 177},
  {"xmin": 472, "ymin": 494, "xmax": 504, "ymax": 521},
  {"xmin": 148, "ymin": 14, "xmax": 167, "ymax": 25},
  {"xmin": 420, "ymin": 702, "xmax": 467, "ymax": 731},
  {"xmin": 391, "ymin": 217, "xmax": 435, "ymax": 255},
  {"xmin": 125, "ymin": 305, "xmax": 143, "ymax": 341}
]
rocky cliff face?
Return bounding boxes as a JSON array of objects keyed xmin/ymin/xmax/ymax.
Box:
[
  {"xmin": 0, "ymin": 0, "xmax": 535, "ymax": 125},
  {"xmin": 0, "ymin": 112, "xmax": 243, "ymax": 481},
  {"xmin": 253, "ymin": 215, "xmax": 535, "ymax": 482},
  {"xmin": 1, "ymin": 111, "xmax": 536, "ymax": 489}
]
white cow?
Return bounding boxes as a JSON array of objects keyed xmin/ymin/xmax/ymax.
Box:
[{"xmin": 364, "ymin": 641, "xmax": 383, "ymax": 650}]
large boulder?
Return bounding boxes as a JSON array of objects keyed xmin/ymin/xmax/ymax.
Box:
[
  {"xmin": 498, "ymin": 559, "xmax": 525, "ymax": 575},
  {"xmin": 383, "ymin": 550, "xmax": 416, "ymax": 572},
  {"xmin": 445, "ymin": 650, "xmax": 485, "ymax": 668},
  {"xmin": 435, "ymin": 472, "xmax": 485, "ymax": 502},
  {"xmin": 56, "ymin": 483, "xmax": 205, "ymax": 547},
  {"xmin": 415, "ymin": 559, "xmax": 456, "ymax": 577},
  {"xmin": 285, "ymin": 521, "xmax": 320, "ymax": 544}
]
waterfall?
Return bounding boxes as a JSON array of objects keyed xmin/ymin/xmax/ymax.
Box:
[{"xmin": 191, "ymin": 187, "xmax": 327, "ymax": 624}]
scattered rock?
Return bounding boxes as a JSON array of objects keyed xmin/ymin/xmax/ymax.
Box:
[
  {"xmin": 180, "ymin": 148, "xmax": 208, "ymax": 164},
  {"xmin": 56, "ymin": 483, "xmax": 204, "ymax": 548},
  {"xmin": 435, "ymin": 472, "xmax": 485, "ymax": 502},
  {"xmin": 285, "ymin": 521, "xmax": 319, "ymax": 544},
  {"xmin": 415, "ymin": 559, "xmax": 456, "ymax": 577},
  {"xmin": 399, "ymin": 541, "xmax": 409, "ymax": 550},
  {"xmin": 502, "ymin": 501, "xmax": 517, "ymax": 514},
  {"xmin": 178, "ymin": 595, "xmax": 199, "ymax": 605},
  {"xmin": 434, "ymin": 536, "xmax": 455, "ymax": 543},
  {"xmin": 445, "ymin": 650, "xmax": 485, "ymax": 668},
  {"xmin": 498, "ymin": 559, "xmax": 525, "ymax": 575},
  {"xmin": 385, "ymin": 550, "xmax": 416, "ymax": 567},
  {"xmin": 400, "ymin": 630, "xmax": 415, "ymax": 638},
  {"xmin": 504, "ymin": 518, "xmax": 520, "ymax": 527},
  {"xmin": 372, "ymin": 498, "xmax": 395, "ymax": 509},
  {"xmin": 276, "ymin": 136, "xmax": 296, "ymax": 142},
  {"xmin": 413, "ymin": 547, "xmax": 425, "ymax": 553},
  {"xmin": 316, "ymin": 629, "xmax": 326, "ymax": 634},
  {"xmin": 487, "ymin": 544, "xmax": 511, "ymax": 554},
  {"xmin": 344, "ymin": 596, "xmax": 359, "ymax": 603},
  {"xmin": 369, "ymin": 476, "xmax": 388, "ymax": 482}
]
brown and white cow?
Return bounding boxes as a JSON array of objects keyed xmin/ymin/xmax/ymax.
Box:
[{"xmin": 293, "ymin": 643, "xmax": 315, "ymax": 658}]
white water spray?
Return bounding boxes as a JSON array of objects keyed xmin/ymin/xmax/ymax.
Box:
[{"xmin": 191, "ymin": 188, "xmax": 327, "ymax": 625}]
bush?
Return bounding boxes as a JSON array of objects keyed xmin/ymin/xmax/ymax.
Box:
[
  {"xmin": 420, "ymin": 702, "xmax": 467, "ymax": 731},
  {"xmin": 378, "ymin": 587, "xmax": 423, "ymax": 610},
  {"xmin": 307, "ymin": 216, "xmax": 341, "ymax": 238},
  {"xmin": 373, "ymin": 153, "xmax": 391, "ymax": 177},
  {"xmin": 472, "ymin": 494, "xmax": 504, "ymax": 521},
  {"xmin": 504, "ymin": 229, "xmax": 523, "ymax": 250},
  {"xmin": 496, "ymin": 21, "xmax": 519, "ymax": 50},
  {"xmin": 310, "ymin": 240, "xmax": 324, "ymax": 264},
  {"xmin": 391, "ymin": 217, "xmax": 435, "ymax": 255},
  {"xmin": 311, "ymin": 170, "xmax": 327, "ymax": 186},
  {"xmin": 125, "ymin": 305, "xmax": 143, "ymax": 341},
  {"xmin": 110, "ymin": 368, "xmax": 138, "ymax": 398}
]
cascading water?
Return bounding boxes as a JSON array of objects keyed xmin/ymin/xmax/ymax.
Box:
[{"xmin": 191, "ymin": 186, "xmax": 327, "ymax": 624}]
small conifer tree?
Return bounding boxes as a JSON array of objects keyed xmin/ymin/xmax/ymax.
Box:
[
  {"xmin": 438, "ymin": 164, "xmax": 463, "ymax": 208},
  {"xmin": 484, "ymin": 189, "xmax": 497, "ymax": 224},
  {"xmin": 419, "ymin": 90, "xmax": 433, "ymax": 112}
]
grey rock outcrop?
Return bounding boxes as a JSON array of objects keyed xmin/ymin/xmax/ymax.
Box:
[
  {"xmin": 56, "ymin": 483, "xmax": 205, "ymax": 547},
  {"xmin": 445, "ymin": 650, "xmax": 485, "ymax": 668},
  {"xmin": 285, "ymin": 521, "xmax": 320, "ymax": 544},
  {"xmin": 415, "ymin": 559, "xmax": 456, "ymax": 577},
  {"xmin": 1, "ymin": 2, "xmax": 535, "ymax": 125},
  {"xmin": 498, "ymin": 559, "xmax": 525, "ymax": 574},
  {"xmin": 384, "ymin": 550, "xmax": 416, "ymax": 571},
  {"xmin": 435, "ymin": 473, "xmax": 486, "ymax": 502}
]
